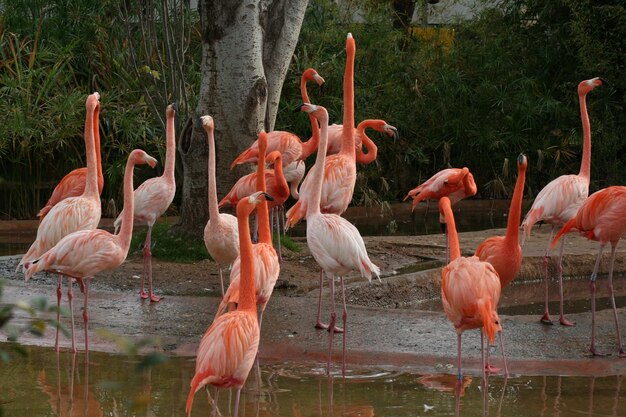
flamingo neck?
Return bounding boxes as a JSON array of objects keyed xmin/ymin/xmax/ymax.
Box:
[
  {"xmin": 117, "ymin": 157, "xmax": 138, "ymax": 254},
  {"xmin": 93, "ymin": 105, "xmax": 103, "ymax": 192},
  {"xmin": 256, "ymin": 148, "xmax": 272, "ymax": 245},
  {"xmin": 441, "ymin": 201, "xmax": 461, "ymax": 261},
  {"xmin": 83, "ymin": 104, "xmax": 99, "ymax": 198},
  {"xmin": 207, "ymin": 127, "xmax": 220, "ymax": 221},
  {"xmin": 340, "ymin": 36, "xmax": 356, "ymax": 158},
  {"xmin": 273, "ymin": 157, "xmax": 288, "ymax": 198},
  {"xmin": 307, "ymin": 115, "xmax": 328, "ymax": 217},
  {"xmin": 355, "ymin": 121, "xmax": 378, "ymax": 164},
  {"xmin": 578, "ymin": 91, "xmax": 592, "ymax": 181},
  {"xmin": 163, "ymin": 111, "xmax": 176, "ymax": 181},
  {"xmin": 505, "ymin": 165, "xmax": 526, "ymax": 245},
  {"xmin": 237, "ymin": 203, "xmax": 257, "ymax": 312},
  {"xmin": 300, "ymin": 77, "xmax": 320, "ymax": 160}
]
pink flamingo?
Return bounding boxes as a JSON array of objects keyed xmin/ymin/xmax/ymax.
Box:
[
  {"xmin": 229, "ymin": 68, "xmax": 324, "ymax": 169},
  {"xmin": 439, "ymin": 196, "xmax": 503, "ymax": 384},
  {"xmin": 298, "ymin": 102, "xmax": 380, "ymax": 376},
  {"xmin": 114, "ymin": 104, "xmax": 177, "ymax": 302},
  {"xmin": 201, "ymin": 115, "xmax": 239, "ymax": 297},
  {"xmin": 18, "ymin": 93, "xmax": 102, "ymax": 352},
  {"xmin": 474, "ymin": 154, "xmax": 527, "ymax": 375},
  {"xmin": 215, "ymin": 132, "xmax": 280, "ymax": 328},
  {"xmin": 325, "ymin": 119, "xmax": 397, "ymax": 164},
  {"xmin": 285, "ymin": 33, "xmax": 358, "ymax": 229},
  {"xmin": 24, "ymin": 150, "xmax": 158, "ymax": 358},
  {"xmin": 283, "ymin": 161, "xmax": 305, "ymax": 200},
  {"xmin": 186, "ymin": 191, "xmax": 271, "ymax": 417},
  {"xmin": 286, "ymin": 34, "xmax": 359, "ymax": 333},
  {"xmin": 37, "ymin": 99, "xmax": 104, "ymax": 219},
  {"xmin": 522, "ymin": 77, "xmax": 603, "ymax": 326},
  {"xmin": 552, "ymin": 186, "xmax": 626, "ymax": 357},
  {"xmin": 404, "ymin": 167, "xmax": 477, "ymax": 261}
]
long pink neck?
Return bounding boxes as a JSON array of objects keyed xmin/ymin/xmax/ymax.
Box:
[
  {"xmin": 207, "ymin": 125, "xmax": 220, "ymax": 220},
  {"xmin": 83, "ymin": 102, "xmax": 99, "ymax": 198},
  {"xmin": 272, "ymin": 156, "xmax": 288, "ymax": 198},
  {"xmin": 93, "ymin": 104, "xmax": 103, "ymax": 192},
  {"xmin": 505, "ymin": 163, "xmax": 526, "ymax": 245},
  {"xmin": 340, "ymin": 35, "xmax": 355, "ymax": 158},
  {"xmin": 237, "ymin": 202, "xmax": 257, "ymax": 313},
  {"xmin": 307, "ymin": 112, "xmax": 329, "ymax": 217},
  {"xmin": 256, "ymin": 147, "xmax": 272, "ymax": 245},
  {"xmin": 300, "ymin": 76, "xmax": 320, "ymax": 159},
  {"xmin": 578, "ymin": 90, "xmax": 592, "ymax": 181},
  {"xmin": 163, "ymin": 110, "xmax": 176, "ymax": 181},
  {"xmin": 441, "ymin": 199, "xmax": 461, "ymax": 261},
  {"xmin": 355, "ymin": 121, "xmax": 378, "ymax": 164},
  {"xmin": 117, "ymin": 155, "xmax": 138, "ymax": 254}
]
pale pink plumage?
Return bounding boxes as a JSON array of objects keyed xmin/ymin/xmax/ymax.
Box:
[
  {"xmin": 201, "ymin": 115, "xmax": 239, "ymax": 297},
  {"xmin": 114, "ymin": 104, "xmax": 177, "ymax": 302},
  {"xmin": 552, "ymin": 186, "xmax": 626, "ymax": 357},
  {"xmin": 326, "ymin": 119, "xmax": 397, "ymax": 164},
  {"xmin": 404, "ymin": 167, "xmax": 477, "ymax": 215},
  {"xmin": 24, "ymin": 150, "xmax": 157, "ymax": 356},
  {"xmin": 521, "ymin": 77, "xmax": 603, "ymax": 326}
]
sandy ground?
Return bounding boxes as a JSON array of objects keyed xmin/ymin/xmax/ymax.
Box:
[{"xmin": 2, "ymin": 226, "xmax": 626, "ymax": 377}]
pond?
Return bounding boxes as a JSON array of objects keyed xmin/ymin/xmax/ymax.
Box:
[{"xmin": 1, "ymin": 345, "xmax": 624, "ymax": 417}]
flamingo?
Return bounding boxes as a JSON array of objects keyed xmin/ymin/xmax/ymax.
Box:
[
  {"xmin": 551, "ymin": 186, "xmax": 626, "ymax": 357},
  {"xmin": 114, "ymin": 104, "xmax": 177, "ymax": 302},
  {"xmin": 201, "ymin": 115, "xmax": 240, "ymax": 297},
  {"xmin": 229, "ymin": 68, "xmax": 324, "ymax": 169},
  {"xmin": 404, "ymin": 167, "xmax": 477, "ymax": 261},
  {"xmin": 285, "ymin": 33, "xmax": 357, "ymax": 228},
  {"xmin": 283, "ymin": 161, "xmax": 305, "ymax": 200},
  {"xmin": 285, "ymin": 34, "xmax": 359, "ymax": 333},
  {"xmin": 474, "ymin": 153, "xmax": 527, "ymax": 375},
  {"xmin": 298, "ymin": 102, "xmax": 380, "ymax": 376},
  {"xmin": 186, "ymin": 191, "xmax": 272, "ymax": 417},
  {"xmin": 215, "ymin": 132, "xmax": 280, "ymax": 328},
  {"xmin": 37, "ymin": 99, "xmax": 104, "ymax": 219},
  {"xmin": 18, "ymin": 92, "xmax": 102, "ymax": 353},
  {"xmin": 522, "ymin": 77, "xmax": 603, "ymax": 326},
  {"xmin": 24, "ymin": 149, "xmax": 158, "ymax": 358},
  {"xmin": 325, "ymin": 119, "xmax": 397, "ymax": 164},
  {"xmin": 439, "ymin": 196, "xmax": 503, "ymax": 384}
]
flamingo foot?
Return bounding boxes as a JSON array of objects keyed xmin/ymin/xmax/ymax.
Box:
[
  {"xmin": 315, "ymin": 321, "xmax": 329, "ymax": 330},
  {"xmin": 327, "ymin": 325, "xmax": 344, "ymax": 333},
  {"xmin": 617, "ymin": 348, "xmax": 626, "ymax": 358},
  {"xmin": 149, "ymin": 294, "xmax": 162, "ymax": 303},
  {"xmin": 559, "ymin": 317, "xmax": 575, "ymax": 327},
  {"xmin": 590, "ymin": 347, "xmax": 609, "ymax": 357},
  {"xmin": 540, "ymin": 312, "xmax": 553, "ymax": 325},
  {"xmin": 485, "ymin": 364, "xmax": 501, "ymax": 374},
  {"xmin": 140, "ymin": 290, "xmax": 149, "ymax": 299}
]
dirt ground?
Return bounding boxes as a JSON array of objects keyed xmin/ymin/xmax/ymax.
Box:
[{"xmin": 2, "ymin": 226, "xmax": 626, "ymax": 377}]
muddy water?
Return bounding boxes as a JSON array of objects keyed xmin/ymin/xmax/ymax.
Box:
[{"xmin": 1, "ymin": 345, "xmax": 624, "ymax": 417}]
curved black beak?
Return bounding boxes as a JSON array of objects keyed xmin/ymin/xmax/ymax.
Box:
[
  {"xmin": 293, "ymin": 103, "xmax": 305, "ymax": 113},
  {"xmin": 263, "ymin": 192, "xmax": 274, "ymax": 202}
]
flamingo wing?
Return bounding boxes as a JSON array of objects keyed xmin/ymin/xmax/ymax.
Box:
[
  {"xmin": 204, "ymin": 213, "xmax": 239, "ymax": 266},
  {"xmin": 132, "ymin": 177, "xmax": 176, "ymax": 225}
]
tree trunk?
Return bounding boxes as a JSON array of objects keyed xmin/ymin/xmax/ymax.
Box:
[{"xmin": 174, "ymin": 0, "xmax": 308, "ymax": 236}]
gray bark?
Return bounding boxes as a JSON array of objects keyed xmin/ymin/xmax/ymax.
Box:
[{"xmin": 175, "ymin": 0, "xmax": 309, "ymax": 236}]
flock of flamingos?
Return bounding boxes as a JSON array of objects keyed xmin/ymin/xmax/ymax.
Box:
[{"xmin": 11, "ymin": 33, "xmax": 625, "ymax": 416}]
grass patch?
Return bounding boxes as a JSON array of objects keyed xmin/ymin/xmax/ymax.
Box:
[
  {"xmin": 277, "ymin": 234, "xmax": 302, "ymax": 253},
  {"xmin": 130, "ymin": 222, "xmax": 208, "ymax": 263}
]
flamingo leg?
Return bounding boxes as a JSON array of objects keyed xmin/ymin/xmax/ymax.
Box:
[
  {"xmin": 456, "ymin": 332, "xmax": 463, "ymax": 383},
  {"xmin": 481, "ymin": 329, "xmax": 486, "ymax": 382},
  {"xmin": 218, "ymin": 266, "xmax": 225, "ymax": 298},
  {"xmin": 484, "ymin": 333, "xmax": 501, "ymax": 375},
  {"xmin": 540, "ymin": 227, "xmax": 556, "ymax": 324},
  {"xmin": 499, "ymin": 330, "xmax": 510, "ymax": 378},
  {"xmin": 144, "ymin": 225, "xmax": 161, "ymax": 302},
  {"xmin": 55, "ymin": 275, "xmax": 62, "ymax": 352},
  {"xmin": 340, "ymin": 276, "xmax": 348, "ymax": 376},
  {"xmin": 557, "ymin": 236, "xmax": 574, "ymax": 326},
  {"xmin": 315, "ymin": 268, "xmax": 331, "ymax": 330},
  {"xmin": 67, "ymin": 278, "xmax": 76, "ymax": 353},
  {"xmin": 233, "ymin": 388, "xmax": 241, "ymax": 417},
  {"xmin": 83, "ymin": 279, "xmax": 89, "ymax": 363},
  {"xmin": 607, "ymin": 243, "xmax": 626, "ymax": 357},
  {"xmin": 327, "ymin": 275, "xmax": 337, "ymax": 376},
  {"xmin": 274, "ymin": 208, "xmax": 283, "ymax": 263},
  {"xmin": 589, "ymin": 245, "xmax": 607, "ymax": 357}
]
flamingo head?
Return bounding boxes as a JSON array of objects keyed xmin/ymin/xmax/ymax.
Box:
[
  {"xmin": 130, "ymin": 149, "xmax": 158, "ymax": 168},
  {"xmin": 295, "ymin": 103, "xmax": 328, "ymax": 125},
  {"xmin": 382, "ymin": 123, "xmax": 399, "ymax": 141},
  {"xmin": 86, "ymin": 92, "xmax": 100, "ymax": 111},
  {"xmin": 200, "ymin": 115, "xmax": 214, "ymax": 131},
  {"xmin": 266, "ymin": 151, "xmax": 282, "ymax": 167},
  {"xmin": 257, "ymin": 130, "xmax": 268, "ymax": 155},
  {"xmin": 304, "ymin": 68, "xmax": 325, "ymax": 86},
  {"xmin": 249, "ymin": 190, "xmax": 274, "ymax": 205},
  {"xmin": 578, "ymin": 77, "xmax": 604, "ymax": 95},
  {"xmin": 517, "ymin": 153, "xmax": 528, "ymax": 170},
  {"xmin": 166, "ymin": 102, "xmax": 177, "ymax": 117},
  {"xmin": 484, "ymin": 310, "xmax": 502, "ymax": 345}
]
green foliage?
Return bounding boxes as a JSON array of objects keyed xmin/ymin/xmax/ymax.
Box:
[
  {"xmin": 278, "ymin": 234, "xmax": 302, "ymax": 252},
  {"xmin": 130, "ymin": 221, "xmax": 208, "ymax": 263},
  {"xmin": 277, "ymin": 0, "xmax": 625, "ymax": 203}
]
